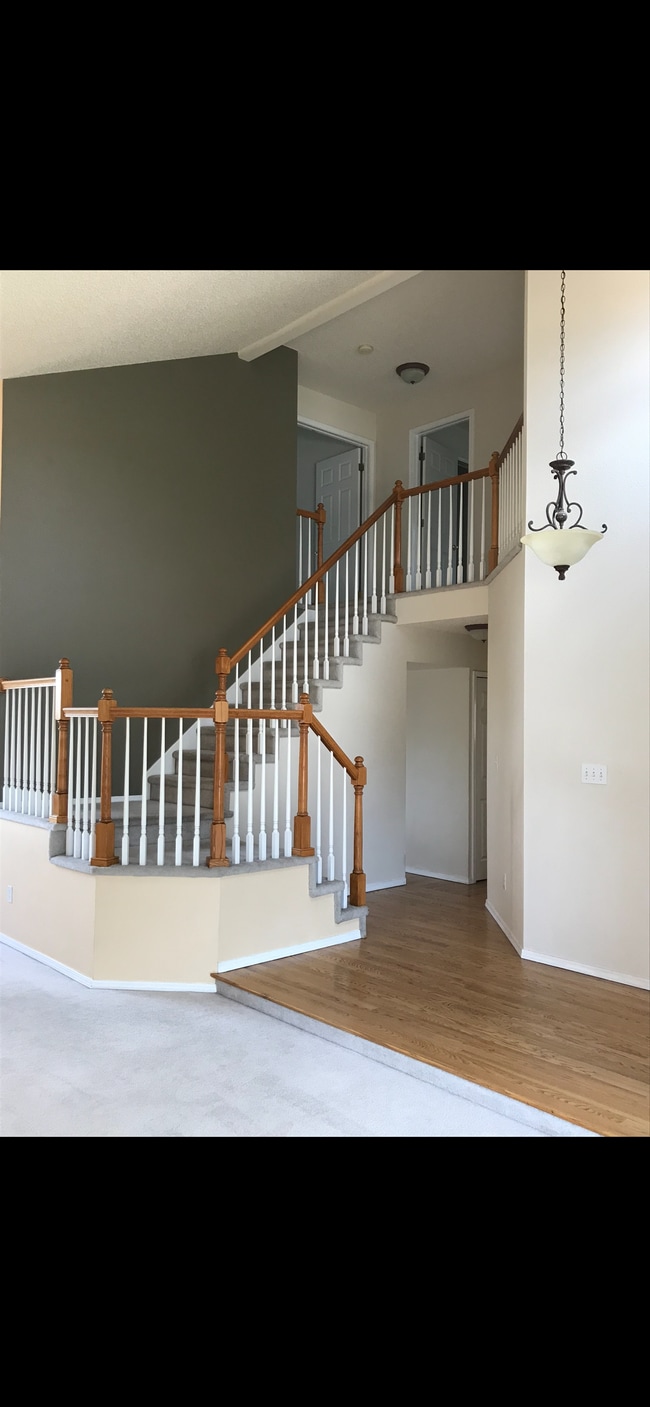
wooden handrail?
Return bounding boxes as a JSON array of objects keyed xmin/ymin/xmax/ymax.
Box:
[
  {"xmin": 111, "ymin": 707, "xmax": 214, "ymax": 719},
  {"xmin": 229, "ymin": 489, "xmax": 397, "ymax": 670},
  {"xmin": 309, "ymin": 715, "xmax": 362, "ymax": 784},
  {"xmin": 402, "ymin": 463, "xmax": 492, "ymax": 499},
  {"xmin": 1, "ymin": 676, "xmax": 56, "ymax": 690}
]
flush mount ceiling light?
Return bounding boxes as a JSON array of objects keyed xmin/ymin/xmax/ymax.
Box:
[
  {"xmin": 357, "ymin": 344, "xmax": 374, "ymax": 354},
  {"xmin": 521, "ymin": 270, "xmax": 607, "ymax": 581},
  {"xmin": 465, "ymin": 624, "xmax": 488, "ymax": 643},
  {"xmin": 396, "ymin": 361, "xmax": 429, "ymax": 385}
]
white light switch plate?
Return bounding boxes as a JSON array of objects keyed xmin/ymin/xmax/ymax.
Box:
[{"xmin": 582, "ymin": 763, "xmax": 607, "ymax": 784}]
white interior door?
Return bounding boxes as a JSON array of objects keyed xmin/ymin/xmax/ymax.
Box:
[{"xmin": 316, "ymin": 447, "xmax": 362, "ymax": 561}]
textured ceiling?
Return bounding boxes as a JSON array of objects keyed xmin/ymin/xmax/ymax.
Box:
[{"xmin": 0, "ymin": 269, "xmax": 525, "ymax": 415}]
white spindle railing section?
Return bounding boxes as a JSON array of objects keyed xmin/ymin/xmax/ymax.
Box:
[
  {"xmin": 497, "ymin": 415, "xmax": 525, "ymax": 560},
  {"xmin": 0, "ymin": 677, "xmax": 57, "ymax": 817}
]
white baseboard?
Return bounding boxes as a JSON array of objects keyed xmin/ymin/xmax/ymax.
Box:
[
  {"xmin": 485, "ymin": 900, "xmax": 522, "ymax": 954},
  {"xmin": 217, "ymin": 927, "xmax": 361, "ymax": 972},
  {"xmin": 0, "ymin": 934, "xmax": 214, "ymax": 991},
  {"xmin": 407, "ymin": 867, "xmax": 471, "ymax": 885},
  {"xmin": 520, "ymin": 947, "xmax": 650, "ymax": 990}
]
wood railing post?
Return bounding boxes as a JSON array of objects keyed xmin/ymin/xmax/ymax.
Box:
[
  {"xmin": 91, "ymin": 689, "xmax": 119, "ymax": 867},
  {"xmin": 207, "ymin": 649, "xmax": 231, "ymax": 867},
  {"xmin": 316, "ymin": 503, "xmax": 326, "ymax": 603},
  {"xmin": 50, "ymin": 658, "xmax": 73, "ymax": 825},
  {"xmin": 349, "ymin": 755, "xmax": 367, "ymax": 908},
  {"xmin": 293, "ymin": 693, "xmax": 315, "ymax": 856},
  {"xmin": 488, "ymin": 450, "xmax": 500, "ymax": 574},
  {"xmin": 393, "ymin": 481, "xmax": 405, "ymax": 593}
]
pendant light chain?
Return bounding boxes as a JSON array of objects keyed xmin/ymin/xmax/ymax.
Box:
[{"xmin": 558, "ymin": 269, "xmax": 566, "ymax": 459}]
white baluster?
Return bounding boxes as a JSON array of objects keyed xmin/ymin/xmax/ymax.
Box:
[
  {"xmin": 315, "ymin": 736, "xmax": 322, "ymax": 884},
  {"xmin": 193, "ymin": 719, "xmax": 202, "ymax": 866},
  {"xmin": 436, "ymin": 491, "xmax": 443, "ymax": 587},
  {"xmin": 232, "ymin": 668, "xmax": 241, "ymax": 864},
  {"xmin": 175, "ymin": 720, "xmax": 183, "ymax": 866},
  {"xmin": 35, "ymin": 688, "xmax": 42, "ymax": 816},
  {"xmin": 344, "ymin": 550, "xmax": 350, "ymax": 655},
  {"xmin": 66, "ymin": 715, "xmax": 74, "ymax": 856},
  {"xmin": 258, "ymin": 641, "xmax": 264, "ymax": 754},
  {"xmin": 415, "ymin": 496, "xmax": 422, "ymax": 591},
  {"xmin": 21, "ymin": 689, "xmax": 29, "ymax": 812},
  {"xmin": 302, "ymin": 593, "xmax": 309, "ymax": 696},
  {"xmin": 298, "ymin": 517, "xmax": 303, "ymax": 588},
  {"xmin": 81, "ymin": 717, "xmax": 90, "ymax": 860},
  {"xmin": 447, "ymin": 486, "xmax": 454, "ymax": 586},
  {"xmin": 28, "ymin": 687, "xmax": 36, "ymax": 814},
  {"xmin": 468, "ymin": 480, "xmax": 475, "ymax": 582},
  {"xmin": 480, "ymin": 477, "xmax": 487, "ymax": 580},
  {"xmin": 50, "ymin": 698, "xmax": 57, "ymax": 817},
  {"xmin": 246, "ymin": 717, "xmax": 254, "ymax": 862},
  {"xmin": 282, "ymin": 615, "xmax": 288, "ymax": 714},
  {"xmin": 371, "ymin": 522, "xmax": 378, "ymax": 613},
  {"xmin": 292, "ymin": 605, "xmax": 299, "ymax": 703},
  {"xmin": 271, "ymin": 626, "xmax": 276, "ymax": 711},
  {"xmin": 271, "ymin": 714, "xmax": 280, "ymax": 859},
  {"xmin": 74, "ymin": 717, "xmax": 82, "ymax": 858},
  {"xmin": 352, "ymin": 542, "xmax": 360, "ymax": 635},
  {"xmin": 381, "ymin": 510, "xmax": 387, "ymax": 613},
  {"xmin": 157, "ymin": 718, "xmax": 166, "ymax": 865},
  {"xmin": 328, "ymin": 750, "xmax": 335, "ymax": 881},
  {"xmin": 389, "ymin": 504, "xmax": 396, "ymax": 594},
  {"xmin": 258, "ymin": 718, "xmax": 267, "ymax": 861},
  {"xmin": 341, "ymin": 766, "xmax": 348, "ymax": 908},
  {"xmin": 362, "ymin": 530, "xmax": 369, "ymax": 633},
  {"xmin": 458, "ymin": 482, "xmax": 464, "ymax": 584},
  {"xmin": 90, "ymin": 717, "xmax": 98, "ymax": 861},
  {"xmin": 139, "ymin": 717, "xmax": 148, "ymax": 865},
  {"xmin": 3, "ymin": 692, "xmax": 11, "ymax": 809},
  {"xmin": 121, "ymin": 717, "xmax": 131, "ymax": 864},
  {"xmin": 8, "ymin": 692, "xmax": 17, "ymax": 810},
  {"xmin": 323, "ymin": 571, "xmax": 330, "ymax": 680},
  {"xmin": 425, "ymin": 493, "xmax": 432, "ymax": 589},
  {"xmin": 406, "ymin": 497, "xmax": 413, "ymax": 592},
  {"xmin": 313, "ymin": 578, "xmax": 319, "ymax": 680},
  {"xmin": 307, "ymin": 519, "xmax": 313, "ymax": 602},
  {"xmin": 284, "ymin": 717, "xmax": 292, "ymax": 857},
  {"xmin": 333, "ymin": 560, "xmax": 341, "ymax": 657}
]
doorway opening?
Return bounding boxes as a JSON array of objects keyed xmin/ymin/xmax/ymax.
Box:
[
  {"xmin": 297, "ymin": 419, "xmax": 374, "ymax": 564},
  {"xmin": 408, "ymin": 412, "xmax": 474, "ymax": 587}
]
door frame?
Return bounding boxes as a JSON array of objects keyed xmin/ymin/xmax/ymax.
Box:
[
  {"xmin": 298, "ymin": 416, "xmax": 376, "ymax": 522},
  {"xmin": 408, "ymin": 409, "xmax": 475, "ymax": 489},
  {"xmin": 469, "ymin": 667, "xmax": 488, "ymax": 884}
]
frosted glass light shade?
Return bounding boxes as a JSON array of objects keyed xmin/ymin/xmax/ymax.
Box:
[{"xmin": 521, "ymin": 528, "xmax": 605, "ymax": 570}]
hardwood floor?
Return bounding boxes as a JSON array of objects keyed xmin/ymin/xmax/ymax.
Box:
[{"xmin": 217, "ymin": 874, "xmax": 650, "ymax": 1138}]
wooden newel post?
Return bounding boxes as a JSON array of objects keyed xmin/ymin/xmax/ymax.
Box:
[
  {"xmin": 208, "ymin": 649, "xmax": 231, "ymax": 867},
  {"xmin": 91, "ymin": 689, "xmax": 119, "ymax": 867},
  {"xmin": 393, "ymin": 481, "xmax": 406, "ymax": 594},
  {"xmin": 316, "ymin": 502, "xmax": 326, "ymax": 603},
  {"xmin": 293, "ymin": 693, "xmax": 315, "ymax": 856},
  {"xmin": 50, "ymin": 658, "xmax": 73, "ymax": 825},
  {"xmin": 488, "ymin": 450, "xmax": 500, "ymax": 574},
  {"xmin": 349, "ymin": 755, "xmax": 367, "ymax": 909}
]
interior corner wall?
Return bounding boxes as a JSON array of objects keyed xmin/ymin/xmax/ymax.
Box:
[
  {"xmin": 486, "ymin": 550, "xmax": 525, "ymax": 948},
  {"xmin": 0, "ymin": 349, "xmax": 298, "ymax": 711},
  {"xmin": 523, "ymin": 270, "xmax": 650, "ymax": 987},
  {"xmin": 406, "ymin": 666, "xmax": 471, "ymax": 882}
]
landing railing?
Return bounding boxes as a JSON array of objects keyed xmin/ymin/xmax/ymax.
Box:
[{"xmin": 0, "ymin": 663, "xmax": 367, "ymax": 908}]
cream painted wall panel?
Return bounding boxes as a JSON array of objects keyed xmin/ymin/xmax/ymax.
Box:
[
  {"xmin": 298, "ymin": 387, "xmax": 376, "ymax": 445},
  {"xmin": 0, "ymin": 819, "xmax": 95, "ymax": 976},
  {"xmin": 217, "ymin": 863, "xmax": 359, "ymax": 966},
  {"xmin": 375, "ymin": 360, "xmax": 523, "ymax": 503},
  {"xmin": 93, "ymin": 874, "xmax": 221, "ymax": 984},
  {"xmin": 486, "ymin": 551, "xmax": 525, "ymax": 945},
  {"xmin": 406, "ymin": 668, "xmax": 471, "ymax": 880},
  {"xmin": 523, "ymin": 269, "xmax": 649, "ymax": 985}
]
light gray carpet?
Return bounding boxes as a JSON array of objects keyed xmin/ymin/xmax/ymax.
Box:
[{"xmin": 0, "ymin": 942, "xmax": 597, "ymax": 1137}]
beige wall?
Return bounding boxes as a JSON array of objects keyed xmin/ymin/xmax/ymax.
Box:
[
  {"xmin": 522, "ymin": 270, "xmax": 649, "ymax": 986},
  {"xmin": 0, "ymin": 819, "xmax": 96, "ymax": 975},
  {"xmin": 486, "ymin": 551, "xmax": 525, "ymax": 946},
  {"xmin": 406, "ymin": 666, "xmax": 472, "ymax": 881}
]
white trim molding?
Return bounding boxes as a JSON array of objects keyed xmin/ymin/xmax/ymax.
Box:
[
  {"xmin": 485, "ymin": 900, "xmax": 522, "ymax": 954},
  {"xmin": 520, "ymin": 948, "xmax": 650, "ymax": 991},
  {"xmin": 216, "ymin": 928, "xmax": 361, "ymax": 973}
]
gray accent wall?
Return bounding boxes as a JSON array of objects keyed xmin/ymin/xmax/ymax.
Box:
[{"xmin": 0, "ymin": 349, "xmax": 298, "ymax": 712}]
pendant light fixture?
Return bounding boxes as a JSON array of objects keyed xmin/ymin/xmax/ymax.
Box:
[{"xmin": 521, "ymin": 270, "xmax": 607, "ymax": 580}]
